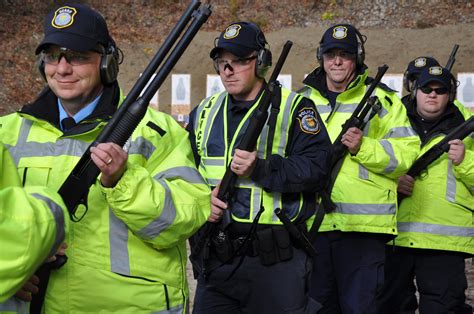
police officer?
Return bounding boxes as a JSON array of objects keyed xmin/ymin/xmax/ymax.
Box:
[
  {"xmin": 378, "ymin": 67, "xmax": 473, "ymax": 314},
  {"xmin": 299, "ymin": 24, "xmax": 420, "ymax": 313},
  {"xmin": 402, "ymin": 56, "xmax": 441, "ymax": 98},
  {"xmin": 0, "ymin": 142, "xmax": 68, "ymax": 304},
  {"xmin": 187, "ymin": 21, "xmax": 332, "ymax": 313},
  {"xmin": 0, "ymin": 3, "xmax": 210, "ymax": 313}
]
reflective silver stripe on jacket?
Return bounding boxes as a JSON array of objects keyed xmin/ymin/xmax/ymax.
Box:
[
  {"xmin": 0, "ymin": 297, "xmax": 28, "ymax": 313},
  {"xmin": 32, "ymin": 193, "xmax": 66, "ymax": 258},
  {"xmin": 7, "ymin": 119, "xmax": 156, "ymax": 164},
  {"xmin": 359, "ymin": 164, "xmax": 369, "ymax": 180},
  {"xmin": 256, "ymin": 105, "xmax": 272, "ymax": 158},
  {"xmin": 379, "ymin": 139, "xmax": 398, "ymax": 174},
  {"xmin": 446, "ymin": 161, "xmax": 457, "ymax": 202},
  {"xmin": 377, "ymin": 106, "xmax": 388, "ymax": 119},
  {"xmin": 335, "ymin": 104, "xmax": 358, "ymax": 113},
  {"xmin": 110, "ymin": 168, "xmax": 202, "ymax": 275},
  {"xmin": 384, "ymin": 126, "xmax": 417, "ymax": 139},
  {"xmin": 153, "ymin": 304, "xmax": 184, "ymax": 314},
  {"xmin": 128, "ymin": 136, "xmax": 156, "ymax": 160},
  {"xmin": 135, "ymin": 167, "xmax": 207, "ymax": 241},
  {"xmin": 7, "ymin": 117, "xmax": 89, "ymax": 165},
  {"xmin": 201, "ymin": 158, "xmax": 225, "ymax": 166},
  {"xmin": 334, "ymin": 202, "xmax": 396, "ymax": 215},
  {"xmin": 398, "ymin": 221, "xmax": 474, "ymax": 237},
  {"xmin": 199, "ymin": 92, "xmax": 227, "ymax": 157},
  {"xmin": 301, "ymin": 87, "xmax": 312, "ymax": 98},
  {"xmin": 277, "ymin": 92, "xmax": 297, "ymax": 156},
  {"xmin": 315, "ymin": 105, "xmax": 331, "ymax": 115},
  {"xmin": 194, "ymin": 96, "xmax": 211, "ymax": 128},
  {"xmin": 110, "ymin": 207, "xmax": 131, "ymax": 275}
]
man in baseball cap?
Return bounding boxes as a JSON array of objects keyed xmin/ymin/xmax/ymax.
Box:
[
  {"xmin": 379, "ymin": 65, "xmax": 473, "ymax": 314},
  {"xmin": 1, "ymin": 3, "xmax": 212, "ymax": 313},
  {"xmin": 299, "ymin": 23, "xmax": 420, "ymax": 313},
  {"xmin": 403, "ymin": 56, "xmax": 441, "ymax": 94},
  {"xmin": 319, "ymin": 24, "xmax": 360, "ymax": 56},
  {"xmin": 188, "ymin": 20, "xmax": 331, "ymax": 314}
]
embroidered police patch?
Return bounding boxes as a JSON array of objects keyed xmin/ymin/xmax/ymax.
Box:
[
  {"xmin": 297, "ymin": 108, "xmax": 320, "ymax": 135},
  {"xmin": 332, "ymin": 26, "xmax": 348, "ymax": 40},
  {"xmin": 52, "ymin": 6, "xmax": 77, "ymax": 29},
  {"xmin": 224, "ymin": 24, "xmax": 241, "ymax": 39},
  {"xmin": 414, "ymin": 57, "xmax": 427, "ymax": 67},
  {"xmin": 429, "ymin": 66, "xmax": 443, "ymax": 75}
]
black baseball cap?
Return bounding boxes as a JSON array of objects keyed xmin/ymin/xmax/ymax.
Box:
[
  {"xmin": 35, "ymin": 3, "xmax": 112, "ymax": 54},
  {"xmin": 416, "ymin": 66, "xmax": 453, "ymax": 89},
  {"xmin": 210, "ymin": 22, "xmax": 265, "ymax": 59},
  {"xmin": 320, "ymin": 24, "xmax": 359, "ymax": 55},
  {"xmin": 405, "ymin": 56, "xmax": 440, "ymax": 80}
]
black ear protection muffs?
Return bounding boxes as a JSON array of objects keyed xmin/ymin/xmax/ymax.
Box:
[
  {"xmin": 212, "ymin": 23, "xmax": 272, "ymax": 79},
  {"xmin": 99, "ymin": 43, "xmax": 119, "ymax": 85},
  {"xmin": 38, "ymin": 42, "xmax": 119, "ymax": 85},
  {"xmin": 316, "ymin": 24, "xmax": 366, "ymax": 68},
  {"xmin": 403, "ymin": 69, "xmax": 413, "ymax": 94},
  {"xmin": 253, "ymin": 24, "xmax": 272, "ymax": 78}
]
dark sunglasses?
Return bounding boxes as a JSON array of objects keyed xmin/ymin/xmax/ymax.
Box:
[{"xmin": 419, "ymin": 86, "xmax": 449, "ymax": 95}]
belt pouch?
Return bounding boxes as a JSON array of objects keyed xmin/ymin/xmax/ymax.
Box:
[
  {"xmin": 256, "ymin": 228, "xmax": 278, "ymax": 266},
  {"xmin": 274, "ymin": 227, "xmax": 293, "ymax": 261},
  {"xmin": 212, "ymin": 232, "xmax": 234, "ymax": 263}
]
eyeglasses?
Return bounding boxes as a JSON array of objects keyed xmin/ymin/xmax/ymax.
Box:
[
  {"xmin": 214, "ymin": 55, "xmax": 257, "ymax": 72},
  {"xmin": 419, "ymin": 86, "xmax": 449, "ymax": 95},
  {"xmin": 41, "ymin": 47, "xmax": 99, "ymax": 66},
  {"xmin": 322, "ymin": 51, "xmax": 355, "ymax": 61}
]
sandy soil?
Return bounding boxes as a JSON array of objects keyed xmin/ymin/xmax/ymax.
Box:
[{"xmin": 117, "ymin": 23, "xmax": 474, "ymax": 114}]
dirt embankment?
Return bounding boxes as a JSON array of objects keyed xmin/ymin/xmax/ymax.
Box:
[{"xmin": 1, "ymin": 1, "xmax": 473, "ymax": 113}]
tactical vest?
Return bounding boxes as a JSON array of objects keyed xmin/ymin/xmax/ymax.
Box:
[{"xmin": 194, "ymin": 89, "xmax": 305, "ymax": 224}]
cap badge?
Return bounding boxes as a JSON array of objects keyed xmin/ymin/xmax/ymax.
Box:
[
  {"xmin": 414, "ymin": 57, "xmax": 427, "ymax": 67},
  {"xmin": 429, "ymin": 66, "xmax": 443, "ymax": 75},
  {"xmin": 223, "ymin": 24, "xmax": 241, "ymax": 39},
  {"xmin": 52, "ymin": 6, "xmax": 77, "ymax": 29},
  {"xmin": 332, "ymin": 26, "xmax": 348, "ymax": 40}
]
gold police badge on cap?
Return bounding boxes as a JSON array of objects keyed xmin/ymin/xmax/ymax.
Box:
[
  {"xmin": 414, "ymin": 57, "xmax": 427, "ymax": 67},
  {"xmin": 52, "ymin": 6, "xmax": 77, "ymax": 29},
  {"xmin": 429, "ymin": 66, "xmax": 443, "ymax": 75},
  {"xmin": 223, "ymin": 24, "xmax": 241, "ymax": 39},
  {"xmin": 332, "ymin": 26, "xmax": 348, "ymax": 39}
]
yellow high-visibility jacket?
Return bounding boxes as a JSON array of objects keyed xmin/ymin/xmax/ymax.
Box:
[
  {"xmin": 300, "ymin": 68, "xmax": 420, "ymax": 235},
  {"xmin": 0, "ymin": 84, "xmax": 210, "ymax": 313},
  {"xmin": 0, "ymin": 142, "xmax": 68, "ymax": 304},
  {"xmin": 395, "ymin": 102, "xmax": 473, "ymax": 254}
]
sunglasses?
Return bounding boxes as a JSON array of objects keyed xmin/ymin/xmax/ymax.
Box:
[
  {"xmin": 41, "ymin": 47, "xmax": 99, "ymax": 66},
  {"xmin": 322, "ymin": 51, "xmax": 356, "ymax": 61},
  {"xmin": 419, "ymin": 86, "xmax": 449, "ymax": 95}
]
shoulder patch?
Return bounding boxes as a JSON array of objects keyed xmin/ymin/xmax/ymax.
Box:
[{"xmin": 297, "ymin": 107, "xmax": 320, "ymax": 135}]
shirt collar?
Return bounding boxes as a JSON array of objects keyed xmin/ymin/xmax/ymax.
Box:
[{"xmin": 57, "ymin": 93, "xmax": 102, "ymax": 130}]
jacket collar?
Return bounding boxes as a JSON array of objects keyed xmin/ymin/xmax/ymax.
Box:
[
  {"xmin": 19, "ymin": 82, "xmax": 120, "ymax": 135},
  {"xmin": 302, "ymin": 65, "xmax": 368, "ymax": 98},
  {"xmin": 405, "ymin": 99, "xmax": 466, "ymax": 146}
]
